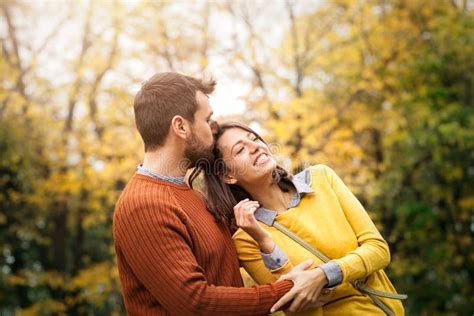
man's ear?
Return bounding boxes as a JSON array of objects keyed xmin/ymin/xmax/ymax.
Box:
[
  {"xmin": 223, "ymin": 173, "xmax": 238, "ymax": 185},
  {"xmin": 170, "ymin": 115, "xmax": 189, "ymax": 140}
]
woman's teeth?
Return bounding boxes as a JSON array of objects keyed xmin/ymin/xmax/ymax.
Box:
[{"xmin": 255, "ymin": 154, "xmax": 268, "ymax": 165}]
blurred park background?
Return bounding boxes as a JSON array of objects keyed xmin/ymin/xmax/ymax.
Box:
[{"xmin": 1, "ymin": 0, "xmax": 473, "ymax": 315}]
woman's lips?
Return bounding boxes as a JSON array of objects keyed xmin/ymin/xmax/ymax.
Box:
[{"xmin": 254, "ymin": 153, "xmax": 270, "ymax": 166}]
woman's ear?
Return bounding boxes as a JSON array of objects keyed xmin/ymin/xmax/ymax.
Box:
[{"xmin": 223, "ymin": 174, "xmax": 238, "ymax": 185}]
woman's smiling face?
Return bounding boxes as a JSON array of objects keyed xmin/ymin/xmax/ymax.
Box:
[{"xmin": 217, "ymin": 127, "xmax": 276, "ymax": 186}]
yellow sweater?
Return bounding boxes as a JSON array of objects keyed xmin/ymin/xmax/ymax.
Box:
[{"xmin": 233, "ymin": 165, "xmax": 404, "ymax": 316}]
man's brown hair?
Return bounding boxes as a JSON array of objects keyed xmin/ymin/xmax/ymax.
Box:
[{"xmin": 134, "ymin": 72, "xmax": 216, "ymax": 152}]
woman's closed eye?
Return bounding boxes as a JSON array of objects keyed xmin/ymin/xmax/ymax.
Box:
[{"xmin": 235, "ymin": 136, "xmax": 260, "ymax": 155}]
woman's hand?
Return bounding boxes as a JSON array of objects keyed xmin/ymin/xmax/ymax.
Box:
[{"xmin": 234, "ymin": 199, "xmax": 275, "ymax": 253}]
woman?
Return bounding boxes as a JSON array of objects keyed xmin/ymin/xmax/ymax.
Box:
[{"xmin": 190, "ymin": 122, "xmax": 405, "ymax": 316}]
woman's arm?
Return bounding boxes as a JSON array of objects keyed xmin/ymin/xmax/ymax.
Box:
[
  {"xmin": 321, "ymin": 165, "xmax": 391, "ymax": 283},
  {"xmin": 233, "ymin": 198, "xmax": 340, "ymax": 287},
  {"xmin": 232, "ymin": 199, "xmax": 295, "ymax": 282},
  {"xmin": 233, "ymin": 231, "xmax": 333, "ymax": 313},
  {"xmin": 233, "ymin": 228, "xmax": 294, "ymax": 284}
]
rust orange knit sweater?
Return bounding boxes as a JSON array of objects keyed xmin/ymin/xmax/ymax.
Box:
[{"xmin": 113, "ymin": 174, "xmax": 292, "ymax": 315}]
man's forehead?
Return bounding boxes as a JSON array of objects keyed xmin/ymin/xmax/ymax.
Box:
[
  {"xmin": 204, "ymin": 103, "xmax": 212, "ymax": 116},
  {"xmin": 196, "ymin": 92, "xmax": 211, "ymax": 111},
  {"xmin": 196, "ymin": 90, "xmax": 209, "ymax": 101}
]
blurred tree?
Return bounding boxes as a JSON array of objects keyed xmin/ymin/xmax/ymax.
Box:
[
  {"xmin": 0, "ymin": 0, "xmax": 472, "ymax": 315},
  {"xmin": 1, "ymin": 1, "xmax": 133, "ymax": 314},
  {"xmin": 223, "ymin": 0, "xmax": 473, "ymax": 314},
  {"xmin": 377, "ymin": 2, "xmax": 474, "ymax": 313}
]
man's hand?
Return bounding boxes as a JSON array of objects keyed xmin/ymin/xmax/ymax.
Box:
[
  {"xmin": 314, "ymin": 288, "xmax": 334, "ymax": 306},
  {"xmin": 271, "ymin": 260, "xmax": 329, "ymax": 313}
]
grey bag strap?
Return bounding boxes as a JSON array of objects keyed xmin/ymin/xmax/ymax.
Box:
[{"xmin": 272, "ymin": 221, "xmax": 407, "ymax": 316}]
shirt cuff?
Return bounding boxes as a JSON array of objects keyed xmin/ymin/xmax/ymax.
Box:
[
  {"xmin": 319, "ymin": 261, "xmax": 342, "ymax": 288},
  {"xmin": 260, "ymin": 244, "xmax": 289, "ymax": 270}
]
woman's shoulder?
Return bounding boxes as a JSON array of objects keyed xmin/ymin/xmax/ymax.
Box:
[
  {"xmin": 309, "ymin": 164, "xmax": 334, "ymax": 173},
  {"xmin": 298, "ymin": 164, "xmax": 335, "ymax": 179},
  {"xmin": 295, "ymin": 164, "xmax": 338, "ymax": 189}
]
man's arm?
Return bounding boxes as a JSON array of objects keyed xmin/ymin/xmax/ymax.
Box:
[{"xmin": 114, "ymin": 202, "xmax": 292, "ymax": 315}]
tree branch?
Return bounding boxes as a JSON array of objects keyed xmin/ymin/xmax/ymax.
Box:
[
  {"xmin": 1, "ymin": 3, "xmax": 30, "ymax": 115},
  {"xmin": 285, "ymin": 0, "xmax": 303, "ymax": 97}
]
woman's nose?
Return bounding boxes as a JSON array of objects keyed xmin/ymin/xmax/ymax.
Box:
[{"xmin": 248, "ymin": 142, "xmax": 259, "ymax": 154}]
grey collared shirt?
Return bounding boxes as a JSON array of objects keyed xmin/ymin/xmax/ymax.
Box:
[
  {"xmin": 136, "ymin": 164, "xmax": 186, "ymax": 185},
  {"xmin": 257, "ymin": 168, "xmax": 342, "ymax": 288}
]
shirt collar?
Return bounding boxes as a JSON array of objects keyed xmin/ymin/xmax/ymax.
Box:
[
  {"xmin": 292, "ymin": 168, "xmax": 314, "ymax": 194},
  {"xmin": 136, "ymin": 164, "xmax": 186, "ymax": 185},
  {"xmin": 254, "ymin": 168, "xmax": 314, "ymax": 226}
]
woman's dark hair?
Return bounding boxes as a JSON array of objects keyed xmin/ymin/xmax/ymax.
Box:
[{"xmin": 189, "ymin": 121, "xmax": 293, "ymax": 223}]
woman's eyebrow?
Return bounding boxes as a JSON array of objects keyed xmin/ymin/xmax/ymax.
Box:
[
  {"xmin": 231, "ymin": 140, "xmax": 244, "ymax": 154},
  {"xmin": 230, "ymin": 133, "xmax": 254, "ymax": 154}
]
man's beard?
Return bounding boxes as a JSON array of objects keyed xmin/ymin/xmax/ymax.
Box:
[{"xmin": 182, "ymin": 132, "xmax": 214, "ymax": 172}]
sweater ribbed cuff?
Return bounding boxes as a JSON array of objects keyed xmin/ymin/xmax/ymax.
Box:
[{"xmin": 273, "ymin": 279, "xmax": 293, "ymax": 296}]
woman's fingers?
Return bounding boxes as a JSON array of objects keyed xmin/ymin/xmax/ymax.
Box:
[
  {"xmin": 243, "ymin": 202, "xmax": 259, "ymax": 215},
  {"xmin": 234, "ymin": 199, "xmax": 250, "ymax": 225},
  {"xmin": 235, "ymin": 201, "xmax": 258, "ymax": 216},
  {"xmin": 234, "ymin": 199, "xmax": 259, "ymax": 214},
  {"xmin": 233, "ymin": 199, "xmax": 248, "ymax": 216},
  {"xmin": 240, "ymin": 209, "xmax": 258, "ymax": 227},
  {"xmin": 233, "ymin": 198, "xmax": 249, "ymax": 210},
  {"xmin": 234, "ymin": 199, "xmax": 260, "ymax": 227},
  {"xmin": 240, "ymin": 200, "xmax": 259, "ymax": 209}
]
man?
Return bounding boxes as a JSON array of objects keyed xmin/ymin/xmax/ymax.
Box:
[{"xmin": 113, "ymin": 72, "xmax": 330, "ymax": 315}]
